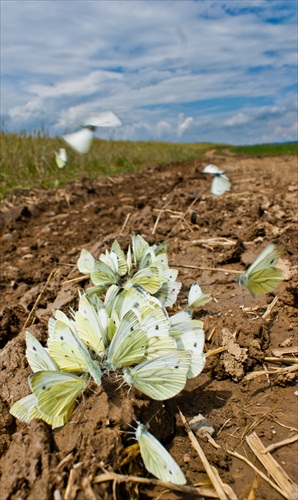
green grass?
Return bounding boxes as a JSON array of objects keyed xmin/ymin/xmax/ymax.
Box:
[
  {"xmin": 1, "ymin": 131, "xmax": 296, "ymax": 199},
  {"xmin": 0, "ymin": 131, "xmax": 218, "ymax": 198},
  {"xmin": 227, "ymin": 142, "xmax": 298, "ymax": 156}
]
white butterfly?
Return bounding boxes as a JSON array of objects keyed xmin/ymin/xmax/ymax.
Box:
[
  {"xmin": 188, "ymin": 282, "xmax": 212, "ymax": 309},
  {"xmin": 110, "ymin": 287, "xmax": 170, "ymax": 338},
  {"xmin": 169, "ymin": 309, "xmax": 192, "ymax": 325},
  {"xmin": 141, "ymin": 335, "xmax": 177, "ymax": 362},
  {"xmin": 10, "ymin": 393, "xmax": 69, "ymax": 428},
  {"xmin": 77, "ymin": 248, "xmax": 96, "ymax": 275},
  {"xmin": 135, "ymin": 422, "xmax": 186, "ymax": 484},
  {"xmin": 29, "ymin": 371, "xmax": 88, "ymax": 421},
  {"xmin": 62, "ymin": 128, "xmax": 94, "ymax": 154},
  {"xmin": 54, "ymin": 148, "xmax": 67, "ymax": 168},
  {"xmin": 122, "ymin": 351, "xmax": 190, "ymax": 400},
  {"xmin": 62, "ymin": 111, "xmax": 122, "ymax": 154},
  {"xmin": 211, "ymin": 174, "xmax": 230, "ymax": 196},
  {"xmin": 203, "ymin": 164, "xmax": 231, "ymax": 196},
  {"xmin": 132, "ymin": 233, "xmax": 150, "ymax": 268},
  {"xmin": 48, "ymin": 311, "xmax": 102, "ymax": 386},
  {"xmin": 110, "ymin": 240, "xmax": 128, "ymax": 277},
  {"xmin": 25, "ymin": 331, "xmax": 59, "ymax": 372},
  {"xmin": 83, "ymin": 111, "xmax": 122, "ymax": 128},
  {"xmin": 91, "ymin": 259, "xmax": 120, "ymax": 288},
  {"xmin": 11, "ymin": 333, "xmax": 73, "ymax": 427},
  {"xmin": 74, "ymin": 293, "xmax": 108, "ymax": 357},
  {"xmin": 104, "ymin": 310, "xmax": 146, "ymax": 369},
  {"xmin": 237, "ymin": 243, "xmax": 284, "ymax": 297},
  {"xmin": 202, "ymin": 164, "xmax": 222, "ymax": 175},
  {"xmin": 124, "ymin": 267, "xmax": 163, "ymax": 295},
  {"xmin": 153, "ymin": 280, "xmax": 182, "ymax": 307},
  {"xmin": 169, "ymin": 317, "xmax": 205, "ymax": 379}
]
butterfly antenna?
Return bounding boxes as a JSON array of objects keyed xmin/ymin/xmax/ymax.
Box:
[{"xmin": 146, "ymin": 404, "xmax": 165, "ymax": 428}]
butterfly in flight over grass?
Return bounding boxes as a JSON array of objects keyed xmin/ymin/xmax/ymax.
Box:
[{"xmin": 62, "ymin": 111, "xmax": 122, "ymax": 154}]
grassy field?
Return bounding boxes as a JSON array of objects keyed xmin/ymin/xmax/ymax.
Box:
[
  {"xmin": 228, "ymin": 142, "xmax": 297, "ymax": 156},
  {"xmin": 1, "ymin": 131, "xmax": 297, "ymax": 199}
]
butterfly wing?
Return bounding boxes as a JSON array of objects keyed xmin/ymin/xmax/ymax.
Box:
[
  {"xmin": 10, "ymin": 393, "xmax": 71, "ymax": 428},
  {"xmin": 127, "ymin": 267, "xmax": 161, "ymax": 295},
  {"xmin": 245, "ymin": 267, "xmax": 284, "ymax": 297},
  {"xmin": 132, "ymin": 233, "xmax": 150, "ymax": 268},
  {"xmin": 188, "ymin": 282, "xmax": 212, "ymax": 309},
  {"xmin": 111, "ymin": 240, "xmax": 127, "ymax": 277},
  {"xmin": 246, "ymin": 244, "xmax": 284, "ymax": 274},
  {"xmin": 123, "ymin": 351, "xmax": 190, "ymax": 400},
  {"xmin": 91, "ymin": 260, "xmax": 119, "ymax": 287},
  {"xmin": 48, "ymin": 315, "xmax": 102, "ymax": 385},
  {"xmin": 62, "ymin": 128, "xmax": 94, "ymax": 154},
  {"xmin": 10, "ymin": 393, "xmax": 38, "ymax": 423},
  {"xmin": 203, "ymin": 164, "xmax": 224, "ymax": 174},
  {"xmin": 141, "ymin": 335, "xmax": 177, "ymax": 361},
  {"xmin": 154, "ymin": 281, "xmax": 182, "ymax": 307},
  {"xmin": 106, "ymin": 311, "xmax": 146, "ymax": 368},
  {"xmin": 238, "ymin": 244, "xmax": 284, "ymax": 296},
  {"xmin": 83, "ymin": 111, "xmax": 122, "ymax": 128},
  {"xmin": 140, "ymin": 305, "xmax": 170, "ymax": 338},
  {"xmin": 75, "ymin": 294, "xmax": 108, "ymax": 356},
  {"xmin": 77, "ymin": 249, "xmax": 96, "ymax": 275},
  {"xmin": 172, "ymin": 322, "xmax": 205, "ymax": 378},
  {"xmin": 211, "ymin": 174, "xmax": 230, "ymax": 196},
  {"xmin": 135, "ymin": 423, "xmax": 186, "ymax": 484},
  {"xmin": 26, "ymin": 332, "xmax": 59, "ymax": 372},
  {"xmin": 169, "ymin": 309, "xmax": 192, "ymax": 326},
  {"xmin": 55, "ymin": 148, "xmax": 67, "ymax": 168},
  {"xmin": 29, "ymin": 371, "xmax": 88, "ymax": 417}
]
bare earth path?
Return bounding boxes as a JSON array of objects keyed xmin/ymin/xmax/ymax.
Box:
[{"xmin": 0, "ymin": 152, "xmax": 297, "ymax": 499}]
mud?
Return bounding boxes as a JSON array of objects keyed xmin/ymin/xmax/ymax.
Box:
[{"xmin": 0, "ymin": 151, "xmax": 297, "ymax": 499}]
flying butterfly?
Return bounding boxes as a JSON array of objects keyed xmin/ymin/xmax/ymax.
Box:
[
  {"xmin": 237, "ymin": 243, "xmax": 284, "ymax": 297},
  {"xmin": 54, "ymin": 148, "xmax": 67, "ymax": 168},
  {"xmin": 62, "ymin": 128, "xmax": 94, "ymax": 155},
  {"xmin": 62, "ymin": 111, "xmax": 122, "ymax": 154},
  {"xmin": 202, "ymin": 164, "xmax": 231, "ymax": 196}
]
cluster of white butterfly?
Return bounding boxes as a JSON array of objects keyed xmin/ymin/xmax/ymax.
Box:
[
  {"xmin": 54, "ymin": 111, "xmax": 123, "ymax": 168},
  {"xmin": 10, "ymin": 234, "xmax": 211, "ymax": 430},
  {"xmin": 77, "ymin": 233, "xmax": 187, "ymax": 308},
  {"xmin": 9, "ymin": 235, "xmax": 285, "ymax": 484},
  {"xmin": 203, "ymin": 164, "xmax": 231, "ymax": 196}
]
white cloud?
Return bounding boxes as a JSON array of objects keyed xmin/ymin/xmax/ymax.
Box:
[
  {"xmin": 225, "ymin": 113, "xmax": 249, "ymax": 126},
  {"xmin": 1, "ymin": 0, "xmax": 297, "ymax": 144}
]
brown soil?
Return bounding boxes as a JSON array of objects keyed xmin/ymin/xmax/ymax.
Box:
[{"xmin": 0, "ymin": 151, "xmax": 297, "ymax": 500}]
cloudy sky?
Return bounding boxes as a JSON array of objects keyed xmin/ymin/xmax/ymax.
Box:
[{"xmin": 1, "ymin": 0, "xmax": 297, "ymax": 144}]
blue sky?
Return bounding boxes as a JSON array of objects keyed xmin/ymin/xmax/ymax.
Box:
[{"xmin": 1, "ymin": 0, "xmax": 297, "ymax": 144}]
